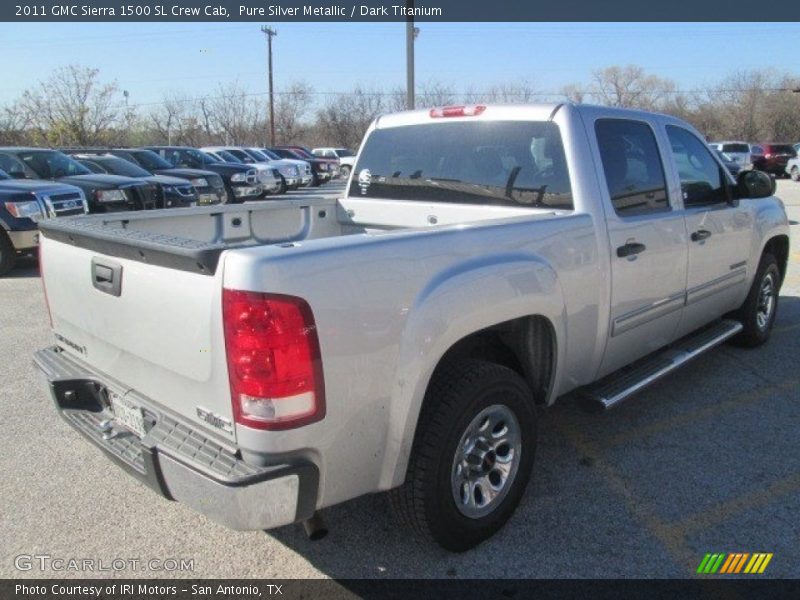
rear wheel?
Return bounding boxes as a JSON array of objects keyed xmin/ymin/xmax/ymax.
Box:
[
  {"xmin": 791, "ymin": 166, "xmax": 800, "ymax": 182},
  {"xmin": 0, "ymin": 230, "xmax": 17, "ymax": 277},
  {"xmin": 732, "ymin": 252, "xmax": 780, "ymax": 347},
  {"xmin": 390, "ymin": 359, "xmax": 536, "ymax": 552}
]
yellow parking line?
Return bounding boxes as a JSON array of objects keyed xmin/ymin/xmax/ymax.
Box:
[
  {"xmin": 758, "ymin": 554, "xmax": 773, "ymax": 573},
  {"xmin": 599, "ymin": 376, "xmax": 800, "ymax": 450}
]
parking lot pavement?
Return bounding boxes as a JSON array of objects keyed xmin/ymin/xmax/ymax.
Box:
[{"xmin": 1, "ymin": 179, "xmax": 798, "ymax": 580}]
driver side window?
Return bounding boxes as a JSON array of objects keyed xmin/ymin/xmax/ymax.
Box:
[{"xmin": 666, "ymin": 126, "xmax": 726, "ymax": 207}]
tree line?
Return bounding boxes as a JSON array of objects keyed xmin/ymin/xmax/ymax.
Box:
[{"xmin": 1, "ymin": 64, "xmax": 798, "ymax": 150}]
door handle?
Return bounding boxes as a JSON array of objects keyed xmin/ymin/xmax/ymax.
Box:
[
  {"xmin": 616, "ymin": 242, "xmax": 647, "ymax": 258},
  {"xmin": 691, "ymin": 229, "xmax": 712, "ymax": 242}
]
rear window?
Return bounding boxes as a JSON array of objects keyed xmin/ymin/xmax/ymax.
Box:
[
  {"xmin": 721, "ymin": 143, "xmax": 750, "ymax": 154},
  {"xmin": 349, "ymin": 121, "xmax": 573, "ymax": 209}
]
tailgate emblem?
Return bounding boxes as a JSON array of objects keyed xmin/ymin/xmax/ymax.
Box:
[{"xmin": 196, "ymin": 407, "xmax": 233, "ymax": 433}]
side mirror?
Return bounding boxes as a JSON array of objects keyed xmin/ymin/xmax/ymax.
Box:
[{"xmin": 736, "ymin": 169, "xmax": 775, "ymax": 199}]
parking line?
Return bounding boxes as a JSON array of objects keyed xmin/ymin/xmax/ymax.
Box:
[{"xmin": 598, "ymin": 376, "xmax": 800, "ymax": 451}]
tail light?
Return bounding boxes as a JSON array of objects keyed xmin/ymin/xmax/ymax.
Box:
[
  {"xmin": 222, "ymin": 289, "xmax": 325, "ymax": 430},
  {"xmin": 430, "ymin": 105, "xmax": 486, "ymax": 118}
]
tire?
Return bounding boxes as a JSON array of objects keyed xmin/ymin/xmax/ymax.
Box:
[
  {"xmin": 791, "ymin": 166, "xmax": 800, "ymax": 182},
  {"xmin": 311, "ymin": 173, "xmax": 320, "ymax": 187},
  {"xmin": 390, "ymin": 359, "xmax": 537, "ymax": 552},
  {"xmin": 732, "ymin": 253, "xmax": 780, "ymax": 348},
  {"xmin": 278, "ymin": 176, "xmax": 288, "ymax": 194},
  {"xmin": 339, "ymin": 165, "xmax": 351, "ymax": 179},
  {"xmin": 0, "ymin": 230, "xmax": 17, "ymax": 277}
]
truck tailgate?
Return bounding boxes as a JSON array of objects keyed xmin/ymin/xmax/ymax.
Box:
[{"xmin": 39, "ymin": 235, "xmax": 235, "ymax": 441}]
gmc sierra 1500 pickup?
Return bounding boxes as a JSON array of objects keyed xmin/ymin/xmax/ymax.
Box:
[{"xmin": 34, "ymin": 104, "xmax": 789, "ymax": 551}]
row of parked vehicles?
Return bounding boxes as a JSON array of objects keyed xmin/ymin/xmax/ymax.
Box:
[
  {"xmin": 708, "ymin": 141, "xmax": 800, "ymax": 180},
  {"xmin": 0, "ymin": 144, "xmax": 353, "ymax": 275}
]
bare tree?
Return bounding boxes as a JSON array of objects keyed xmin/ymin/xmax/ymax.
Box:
[
  {"xmin": 315, "ymin": 87, "xmax": 386, "ymax": 148},
  {"xmin": 0, "ymin": 101, "xmax": 32, "ymax": 145},
  {"xmin": 273, "ymin": 82, "xmax": 313, "ymax": 145},
  {"xmin": 586, "ymin": 65, "xmax": 676, "ymax": 110},
  {"xmin": 19, "ymin": 65, "xmax": 121, "ymax": 146}
]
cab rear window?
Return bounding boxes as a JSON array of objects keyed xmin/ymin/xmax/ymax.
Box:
[
  {"xmin": 350, "ymin": 121, "xmax": 573, "ymax": 209},
  {"xmin": 721, "ymin": 143, "xmax": 750, "ymax": 154}
]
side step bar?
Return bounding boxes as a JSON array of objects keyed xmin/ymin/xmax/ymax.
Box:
[{"xmin": 579, "ymin": 319, "xmax": 743, "ymax": 412}]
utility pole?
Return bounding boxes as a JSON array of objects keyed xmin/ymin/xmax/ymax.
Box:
[
  {"xmin": 261, "ymin": 26, "xmax": 277, "ymax": 145},
  {"xmin": 405, "ymin": 0, "xmax": 415, "ymax": 110}
]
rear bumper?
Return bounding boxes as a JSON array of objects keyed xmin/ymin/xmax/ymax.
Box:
[
  {"xmin": 33, "ymin": 346, "xmax": 319, "ymax": 531},
  {"xmin": 8, "ymin": 229, "xmax": 39, "ymax": 251}
]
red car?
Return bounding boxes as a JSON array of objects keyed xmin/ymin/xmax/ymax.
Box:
[{"xmin": 751, "ymin": 143, "xmax": 798, "ymax": 177}]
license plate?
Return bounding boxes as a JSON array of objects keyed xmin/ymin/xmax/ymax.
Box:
[{"xmin": 108, "ymin": 391, "xmax": 146, "ymax": 438}]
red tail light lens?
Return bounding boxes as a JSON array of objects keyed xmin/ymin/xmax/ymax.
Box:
[
  {"xmin": 222, "ymin": 289, "xmax": 325, "ymax": 430},
  {"xmin": 430, "ymin": 105, "xmax": 486, "ymax": 118}
]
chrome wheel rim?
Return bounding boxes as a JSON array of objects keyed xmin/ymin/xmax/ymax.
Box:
[
  {"xmin": 451, "ymin": 404, "xmax": 521, "ymax": 519},
  {"xmin": 756, "ymin": 272, "xmax": 776, "ymax": 331}
]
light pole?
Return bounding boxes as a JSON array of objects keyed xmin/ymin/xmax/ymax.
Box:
[
  {"xmin": 406, "ymin": 1, "xmax": 416, "ymax": 110},
  {"xmin": 261, "ymin": 26, "xmax": 277, "ymax": 146}
]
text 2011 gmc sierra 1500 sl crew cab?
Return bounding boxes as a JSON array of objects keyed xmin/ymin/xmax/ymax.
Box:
[{"xmin": 33, "ymin": 104, "xmax": 789, "ymax": 551}]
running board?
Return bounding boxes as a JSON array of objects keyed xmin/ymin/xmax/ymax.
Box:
[{"xmin": 579, "ymin": 319, "xmax": 743, "ymax": 412}]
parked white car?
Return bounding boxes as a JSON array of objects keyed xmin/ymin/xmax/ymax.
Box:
[
  {"xmin": 312, "ymin": 147, "xmax": 357, "ymax": 178},
  {"xmin": 708, "ymin": 141, "xmax": 753, "ymax": 169},
  {"xmin": 787, "ymin": 155, "xmax": 800, "ymax": 181}
]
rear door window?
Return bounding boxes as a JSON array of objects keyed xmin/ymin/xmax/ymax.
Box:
[
  {"xmin": 595, "ymin": 119, "xmax": 669, "ymax": 216},
  {"xmin": 351, "ymin": 120, "xmax": 573, "ymax": 209}
]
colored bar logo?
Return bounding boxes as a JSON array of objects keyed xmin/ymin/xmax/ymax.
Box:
[{"xmin": 697, "ymin": 553, "xmax": 773, "ymax": 574}]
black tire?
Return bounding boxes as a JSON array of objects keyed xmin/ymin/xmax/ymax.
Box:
[
  {"xmin": 390, "ymin": 359, "xmax": 537, "ymax": 552},
  {"xmin": 0, "ymin": 230, "xmax": 16, "ymax": 277},
  {"xmin": 791, "ymin": 166, "xmax": 800, "ymax": 182},
  {"xmin": 278, "ymin": 176, "xmax": 288, "ymax": 194},
  {"xmin": 732, "ymin": 253, "xmax": 780, "ymax": 348},
  {"xmin": 311, "ymin": 173, "xmax": 320, "ymax": 187}
]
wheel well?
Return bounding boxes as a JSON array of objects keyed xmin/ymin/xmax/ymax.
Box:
[
  {"xmin": 764, "ymin": 235, "xmax": 789, "ymax": 285},
  {"xmin": 430, "ymin": 315, "xmax": 556, "ymax": 405}
]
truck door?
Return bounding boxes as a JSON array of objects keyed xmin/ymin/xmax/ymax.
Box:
[
  {"xmin": 664, "ymin": 125, "xmax": 752, "ymax": 338},
  {"xmin": 593, "ymin": 118, "xmax": 689, "ymax": 377}
]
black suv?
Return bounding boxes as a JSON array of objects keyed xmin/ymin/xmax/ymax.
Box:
[
  {"xmin": 145, "ymin": 147, "xmax": 260, "ymax": 203},
  {"xmin": 0, "ymin": 167, "xmax": 87, "ymax": 276},
  {"xmin": 97, "ymin": 148, "xmax": 226, "ymax": 205},
  {"xmin": 0, "ymin": 148, "xmax": 158, "ymax": 213},
  {"xmin": 70, "ymin": 153, "xmax": 199, "ymax": 209}
]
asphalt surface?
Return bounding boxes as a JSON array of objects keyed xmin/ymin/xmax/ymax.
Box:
[{"xmin": 1, "ymin": 178, "xmax": 799, "ymax": 580}]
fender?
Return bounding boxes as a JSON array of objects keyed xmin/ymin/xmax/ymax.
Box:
[
  {"xmin": 750, "ymin": 197, "xmax": 791, "ymax": 285},
  {"xmin": 378, "ymin": 251, "xmax": 567, "ymax": 490}
]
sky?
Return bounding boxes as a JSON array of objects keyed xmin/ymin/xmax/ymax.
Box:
[{"xmin": 0, "ymin": 22, "xmax": 797, "ymax": 108}]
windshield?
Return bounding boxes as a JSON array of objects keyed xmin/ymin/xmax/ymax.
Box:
[
  {"xmin": 721, "ymin": 143, "xmax": 749, "ymax": 154},
  {"xmin": 291, "ymin": 148, "xmax": 313, "ymax": 158},
  {"xmin": 0, "ymin": 169, "xmax": 9, "ymax": 180},
  {"xmin": 261, "ymin": 148, "xmax": 281, "ymax": 160},
  {"xmin": 14, "ymin": 150, "xmax": 91, "ymax": 178},
  {"xmin": 350, "ymin": 121, "xmax": 573, "ymax": 209},
  {"xmin": 131, "ymin": 150, "xmax": 173, "ymax": 171},
  {"xmin": 336, "ymin": 149, "xmax": 355, "ymax": 157},
  {"xmin": 244, "ymin": 149, "xmax": 268, "ymax": 162},
  {"xmin": 768, "ymin": 145, "xmax": 796, "ymax": 155},
  {"xmin": 215, "ymin": 150, "xmax": 243, "ymax": 163},
  {"xmin": 713, "ymin": 149, "xmax": 732, "ymax": 162},
  {"xmin": 92, "ymin": 157, "xmax": 150, "ymax": 177}
]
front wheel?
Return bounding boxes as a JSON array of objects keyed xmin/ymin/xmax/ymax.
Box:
[
  {"xmin": 732, "ymin": 253, "xmax": 780, "ymax": 347},
  {"xmin": 791, "ymin": 166, "xmax": 800, "ymax": 182},
  {"xmin": 390, "ymin": 359, "xmax": 536, "ymax": 552}
]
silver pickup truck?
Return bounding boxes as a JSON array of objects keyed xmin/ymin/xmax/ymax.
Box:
[{"xmin": 34, "ymin": 104, "xmax": 789, "ymax": 551}]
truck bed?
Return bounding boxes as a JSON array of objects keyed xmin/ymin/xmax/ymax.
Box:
[{"xmin": 38, "ymin": 196, "xmax": 560, "ymax": 275}]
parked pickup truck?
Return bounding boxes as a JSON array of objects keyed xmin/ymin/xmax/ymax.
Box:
[
  {"xmin": 34, "ymin": 104, "xmax": 789, "ymax": 552},
  {"xmin": 0, "ymin": 168, "xmax": 86, "ymax": 275}
]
